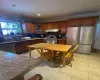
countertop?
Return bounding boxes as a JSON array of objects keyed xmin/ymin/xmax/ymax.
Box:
[
  {"xmin": 0, "ymin": 38, "xmax": 45, "ymax": 45},
  {"xmin": 0, "ymin": 51, "xmax": 42, "ymax": 80},
  {"xmin": 0, "ymin": 38, "xmax": 66, "ymax": 45}
]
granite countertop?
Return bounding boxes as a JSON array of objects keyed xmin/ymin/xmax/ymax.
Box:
[
  {"xmin": 0, "ymin": 38, "xmax": 45, "ymax": 45},
  {"xmin": 0, "ymin": 51, "xmax": 42, "ymax": 80},
  {"xmin": 57, "ymin": 38, "xmax": 66, "ymax": 40},
  {"xmin": 0, "ymin": 38, "xmax": 66, "ymax": 45}
]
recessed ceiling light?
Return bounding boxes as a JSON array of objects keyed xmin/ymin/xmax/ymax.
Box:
[
  {"xmin": 37, "ymin": 14, "xmax": 41, "ymax": 16},
  {"xmin": 12, "ymin": 5, "xmax": 16, "ymax": 7}
]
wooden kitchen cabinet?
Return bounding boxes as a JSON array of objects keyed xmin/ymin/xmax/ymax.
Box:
[
  {"xmin": 41, "ymin": 23, "xmax": 48, "ymax": 33},
  {"xmin": 46, "ymin": 23, "xmax": 59, "ymax": 29},
  {"xmin": 15, "ymin": 42, "xmax": 25, "ymax": 54},
  {"xmin": 30, "ymin": 23, "xmax": 36, "ymax": 33},
  {"xmin": 22, "ymin": 22, "xmax": 36, "ymax": 33},
  {"xmin": 51, "ymin": 22, "xmax": 60, "ymax": 29},
  {"xmin": 42, "ymin": 23, "xmax": 58, "ymax": 32},
  {"xmin": 46, "ymin": 23, "xmax": 52, "ymax": 29},
  {"xmin": 41, "ymin": 22, "xmax": 67, "ymax": 33},
  {"xmin": 41, "ymin": 23, "xmax": 47, "ymax": 32},
  {"xmin": 59, "ymin": 21, "xmax": 68, "ymax": 33},
  {"xmin": 68, "ymin": 19, "xmax": 82, "ymax": 27},
  {"xmin": 57, "ymin": 39, "xmax": 67, "ymax": 44},
  {"xmin": 15, "ymin": 38, "xmax": 46, "ymax": 54},
  {"xmin": 82, "ymin": 17, "xmax": 98, "ymax": 26},
  {"xmin": 41, "ymin": 16, "xmax": 98, "ymax": 33},
  {"xmin": 68, "ymin": 17, "xmax": 98, "ymax": 27}
]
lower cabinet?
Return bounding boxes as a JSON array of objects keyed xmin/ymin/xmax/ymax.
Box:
[
  {"xmin": 15, "ymin": 39, "xmax": 46, "ymax": 54},
  {"xmin": 15, "ymin": 42, "xmax": 26, "ymax": 54},
  {"xmin": 57, "ymin": 39, "xmax": 67, "ymax": 44},
  {"xmin": 0, "ymin": 38, "xmax": 66, "ymax": 54}
]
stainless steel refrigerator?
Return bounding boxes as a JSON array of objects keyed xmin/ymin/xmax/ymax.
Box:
[
  {"xmin": 93, "ymin": 22, "xmax": 100, "ymax": 50},
  {"xmin": 67, "ymin": 26, "xmax": 95, "ymax": 54}
]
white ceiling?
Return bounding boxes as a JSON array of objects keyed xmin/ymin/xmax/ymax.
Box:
[{"xmin": 0, "ymin": 0, "xmax": 100, "ymax": 18}]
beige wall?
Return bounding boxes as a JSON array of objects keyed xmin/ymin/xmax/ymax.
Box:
[{"xmin": 38, "ymin": 12, "xmax": 100, "ymax": 23}]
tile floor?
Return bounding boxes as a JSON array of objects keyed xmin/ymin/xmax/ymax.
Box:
[{"xmin": 22, "ymin": 50, "xmax": 100, "ymax": 80}]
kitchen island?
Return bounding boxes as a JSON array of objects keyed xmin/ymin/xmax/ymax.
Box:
[
  {"xmin": 0, "ymin": 51, "xmax": 42, "ymax": 80},
  {"xmin": 0, "ymin": 38, "xmax": 66, "ymax": 54},
  {"xmin": 0, "ymin": 38, "xmax": 45, "ymax": 54}
]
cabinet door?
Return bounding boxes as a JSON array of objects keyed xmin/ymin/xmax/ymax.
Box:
[
  {"xmin": 30, "ymin": 23, "xmax": 36, "ymax": 33},
  {"xmin": 42, "ymin": 23, "xmax": 60, "ymax": 33},
  {"xmin": 15, "ymin": 42, "xmax": 25, "ymax": 54},
  {"xmin": 53, "ymin": 22, "xmax": 60, "ymax": 29},
  {"xmin": 26, "ymin": 23, "xmax": 31, "ymax": 33},
  {"xmin": 59, "ymin": 22, "xmax": 68, "ymax": 33},
  {"xmin": 24, "ymin": 40, "xmax": 32, "ymax": 51},
  {"xmin": 82, "ymin": 17, "xmax": 98, "ymax": 26},
  {"xmin": 68, "ymin": 19, "xmax": 82, "ymax": 27},
  {"xmin": 41, "ymin": 23, "xmax": 54, "ymax": 33},
  {"xmin": 22, "ymin": 23, "xmax": 36, "ymax": 33},
  {"xmin": 47, "ymin": 23, "xmax": 53, "ymax": 29},
  {"xmin": 41, "ymin": 23, "xmax": 47, "ymax": 33},
  {"xmin": 57, "ymin": 39, "xmax": 66, "ymax": 44}
]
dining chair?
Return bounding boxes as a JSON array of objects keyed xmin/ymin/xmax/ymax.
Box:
[
  {"xmin": 65, "ymin": 45, "xmax": 78, "ymax": 67},
  {"xmin": 37, "ymin": 48, "xmax": 52, "ymax": 60}
]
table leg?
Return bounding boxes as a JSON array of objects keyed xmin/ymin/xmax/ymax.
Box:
[
  {"xmin": 29, "ymin": 48, "xmax": 31, "ymax": 58},
  {"xmin": 62, "ymin": 52, "xmax": 66, "ymax": 67},
  {"xmin": 50, "ymin": 50, "xmax": 54, "ymax": 67},
  {"xmin": 40, "ymin": 49, "xmax": 44, "ymax": 59}
]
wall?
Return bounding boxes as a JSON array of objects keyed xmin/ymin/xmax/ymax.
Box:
[{"xmin": 38, "ymin": 12, "xmax": 100, "ymax": 23}]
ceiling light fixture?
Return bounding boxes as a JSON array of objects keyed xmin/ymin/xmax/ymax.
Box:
[
  {"xmin": 37, "ymin": 14, "xmax": 41, "ymax": 16},
  {"xmin": 12, "ymin": 5, "xmax": 16, "ymax": 7}
]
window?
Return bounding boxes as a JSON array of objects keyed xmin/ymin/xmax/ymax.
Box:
[{"xmin": 1, "ymin": 22, "xmax": 21, "ymax": 36}]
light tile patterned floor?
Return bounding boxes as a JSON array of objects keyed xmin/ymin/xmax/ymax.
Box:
[{"xmin": 22, "ymin": 50, "xmax": 100, "ymax": 80}]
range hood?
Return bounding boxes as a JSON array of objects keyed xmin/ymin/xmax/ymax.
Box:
[{"xmin": 46, "ymin": 29, "xmax": 59, "ymax": 33}]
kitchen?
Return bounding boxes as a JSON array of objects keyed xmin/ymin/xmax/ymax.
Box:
[
  {"xmin": 0, "ymin": 0, "xmax": 100, "ymax": 80},
  {"xmin": 0, "ymin": 17, "xmax": 98, "ymax": 54}
]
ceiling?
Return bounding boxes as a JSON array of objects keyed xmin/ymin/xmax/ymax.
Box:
[{"xmin": 0, "ymin": 0, "xmax": 100, "ymax": 19}]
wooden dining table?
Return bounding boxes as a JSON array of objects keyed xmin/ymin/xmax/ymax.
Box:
[{"xmin": 28, "ymin": 43, "xmax": 72, "ymax": 67}]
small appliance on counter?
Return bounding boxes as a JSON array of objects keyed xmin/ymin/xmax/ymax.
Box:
[
  {"xmin": 21, "ymin": 37, "xmax": 31, "ymax": 40},
  {"xmin": 45, "ymin": 29, "xmax": 59, "ymax": 44},
  {"xmin": 46, "ymin": 35, "xmax": 57, "ymax": 44}
]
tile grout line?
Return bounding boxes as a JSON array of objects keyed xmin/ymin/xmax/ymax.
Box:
[{"xmin": 88, "ymin": 73, "xmax": 89, "ymax": 80}]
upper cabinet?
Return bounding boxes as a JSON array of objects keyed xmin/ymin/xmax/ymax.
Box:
[
  {"xmin": 41, "ymin": 23, "xmax": 47, "ymax": 33},
  {"xmin": 82, "ymin": 17, "xmax": 98, "ymax": 26},
  {"xmin": 68, "ymin": 19, "xmax": 82, "ymax": 27},
  {"xmin": 21, "ymin": 17, "xmax": 98, "ymax": 34},
  {"xmin": 22, "ymin": 23, "xmax": 36, "ymax": 33},
  {"xmin": 68, "ymin": 17, "xmax": 98, "ymax": 27},
  {"xmin": 41, "ymin": 22, "xmax": 68, "ymax": 33},
  {"xmin": 51, "ymin": 22, "xmax": 60, "ymax": 29},
  {"xmin": 41, "ymin": 23, "xmax": 59, "ymax": 32},
  {"xmin": 59, "ymin": 21, "xmax": 68, "ymax": 33}
]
